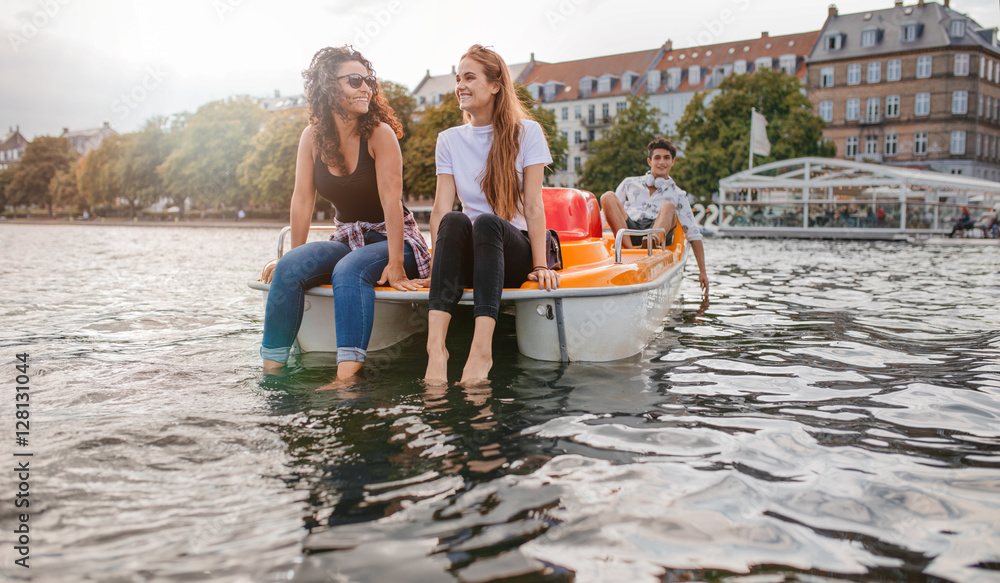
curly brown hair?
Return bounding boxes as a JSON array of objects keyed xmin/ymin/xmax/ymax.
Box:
[{"xmin": 302, "ymin": 46, "xmax": 403, "ymax": 175}]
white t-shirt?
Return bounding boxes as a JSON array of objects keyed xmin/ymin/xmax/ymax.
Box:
[{"xmin": 435, "ymin": 119, "xmax": 553, "ymax": 231}]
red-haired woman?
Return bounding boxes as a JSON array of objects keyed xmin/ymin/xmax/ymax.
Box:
[
  {"xmin": 261, "ymin": 46, "xmax": 430, "ymax": 380},
  {"xmin": 421, "ymin": 44, "xmax": 558, "ymax": 384}
]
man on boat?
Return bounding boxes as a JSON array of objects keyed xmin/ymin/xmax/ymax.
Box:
[{"xmin": 600, "ymin": 137, "xmax": 708, "ymax": 295}]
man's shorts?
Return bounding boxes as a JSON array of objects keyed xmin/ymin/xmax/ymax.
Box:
[{"xmin": 625, "ymin": 217, "xmax": 655, "ymax": 246}]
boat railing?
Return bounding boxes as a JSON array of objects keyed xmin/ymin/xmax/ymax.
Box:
[
  {"xmin": 613, "ymin": 228, "xmax": 666, "ymax": 263},
  {"xmin": 275, "ymin": 225, "xmax": 341, "ymax": 258}
]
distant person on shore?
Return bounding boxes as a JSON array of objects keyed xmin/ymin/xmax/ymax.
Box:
[
  {"xmin": 259, "ymin": 46, "xmax": 430, "ymax": 380},
  {"xmin": 600, "ymin": 138, "xmax": 708, "ymax": 295},
  {"xmin": 419, "ymin": 44, "xmax": 557, "ymax": 385},
  {"xmin": 949, "ymin": 205, "xmax": 975, "ymax": 238}
]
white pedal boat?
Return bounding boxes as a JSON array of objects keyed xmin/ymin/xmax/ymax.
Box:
[{"xmin": 249, "ymin": 188, "xmax": 689, "ymax": 362}]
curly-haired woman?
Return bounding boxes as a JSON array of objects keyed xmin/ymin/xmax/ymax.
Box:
[
  {"xmin": 421, "ymin": 45, "xmax": 557, "ymax": 385},
  {"xmin": 261, "ymin": 46, "xmax": 430, "ymax": 380}
]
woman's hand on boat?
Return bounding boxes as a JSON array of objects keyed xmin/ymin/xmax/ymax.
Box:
[
  {"xmin": 528, "ymin": 267, "xmax": 560, "ymax": 291},
  {"xmin": 378, "ymin": 263, "xmax": 422, "ymax": 291},
  {"xmin": 261, "ymin": 259, "xmax": 279, "ymax": 284}
]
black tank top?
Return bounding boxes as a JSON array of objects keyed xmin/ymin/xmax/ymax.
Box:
[{"xmin": 314, "ymin": 138, "xmax": 385, "ymax": 223}]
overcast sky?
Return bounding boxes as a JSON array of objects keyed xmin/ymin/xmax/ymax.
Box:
[{"xmin": 3, "ymin": 0, "xmax": 998, "ymax": 139}]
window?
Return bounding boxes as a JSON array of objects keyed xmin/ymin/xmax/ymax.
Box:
[
  {"xmin": 824, "ymin": 33, "xmax": 844, "ymax": 51},
  {"xmin": 573, "ymin": 130, "xmax": 582, "ymax": 144},
  {"xmin": 754, "ymin": 57, "xmax": 772, "ymax": 71},
  {"xmin": 861, "ymin": 29, "xmax": 879, "ymax": 47},
  {"xmin": 951, "ymin": 20, "xmax": 966, "ymax": 38},
  {"xmin": 601, "ymin": 103, "xmax": 609, "ymax": 119},
  {"xmin": 666, "ymin": 68, "xmax": 682, "ymax": 90},
  {"xmin": 561, "ymin": 107, "xmax": 568, "ymax": 121},
  {"xmin": 846, "ymin": 98, "xmax": 860, "ymax": 120},
  {"xmin": 980, "ymin": 95, "xmax": 986, "ymax": 117},
  {"xmin": 885, "ymin": 133, "xmax": 898, "ymax": 156},
  {"xmin": 902, "ymin": 23, "xmax": 921, "ymax": 42},
  {"xmin": 574, "ymin": 105, "xmax": 581, "ymax": 119},
  {"xmin": 847, "ymin": 64, "xmax": 861, "ymax": 85},
  {"xmin": 820, "ymin": 67, "xmax": 834, "ymax": 87},
  {"xmin": 845, "ymin": 136, "xmax": 859, "ymax": 156},
  {"xmin": 977, "ymin": 133, "xmax": 982, "ymax": 156},
  {"xmin": 616, "ymin": 101, "xmax": 626, "ymax": 113},
  {"xmin": 779, "ymin": 55, "xmax": 796, "ymax": 75},
  {"xmin": 953, "ymin": 91, "xmax": 968, "ymax": 114},
  {"xmin": 587, "ymin": 129, "xmax": 595, "ymax": 142},
  {"xmin": 914, "ymin": 132, "xmax": 928, "ymax": 155},
  {"xmin": 886, "ymin": 95, "xmax": 900, "ymax": 117},
  {"xmin": 887, "ymin": 59, "xmax": 901, "ymax": 81},
  {"xmin": 587, "ymin": 104, "xmax": 595, "ymax": 124},
  {"xmin": 597, "ymin": 76, "xmax": 612, "ymax": 93},
  {"xmin": 951, "ymin": 130, "xmax": 966, "ymax": 154},
  {"xmin": 955, "ymin": 54, "xmax": 970, "ymax": 76},
  {"xmin": 867, "ymin": 62, "xmax": 881, "ymax": 83},
  {"xmin": 687, "ymin": 65, "xmax": 700, "ymax": 86},
  {"xmin": 917, "ymin": 56, "xmax": 932, "ymax": 78},
  {"xmin": 866, "ymin": 97, "xmax": 880, "ymax": 121},
  {"xmin": 990, "ymin": 60, "xmax": 995, "ymax": 82},
  {"xmin": 865, "ymin": 135, "xmax": 879, "ymax": 154},
  {"xmin": 734, "ymin": 60, "xmax": 747, "ymax": 74},
  {"xmin": 647, "ymin": 69, "xmax": 662, "ymax": 91},
  {"xmin": 915, "ymin": 92, "xmax": 930, "ymax": 116},
  {"xmin": 573, "ymin": 156, "xmax": 581, "ymax": 171},
  {"xmin": 819, "ymin": 100, "xmax": 833, "ymax": 122},
  {"xmin": 981, "ymin": 56, "xmax": 987, "ymax": 78}
]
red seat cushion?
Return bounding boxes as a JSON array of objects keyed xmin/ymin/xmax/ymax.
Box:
[{"xmin": 542, "ymin": 188, "xmax": 600, "ymax": 241}]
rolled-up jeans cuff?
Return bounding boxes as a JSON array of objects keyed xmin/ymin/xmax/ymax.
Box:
[
  {"xmin": 473, "ymin": 305, "xmax": 499, "ymax": 321},
  {"xmin": 261, "ymin": 345, "xmax": 291, "ymax": 364},
  {"xmin": 337, "ymin": 347, "xmax": 366, "ymax": 364}
]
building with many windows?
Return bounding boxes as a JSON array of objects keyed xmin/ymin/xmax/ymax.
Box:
[
  {"xmin": 520, "ymin": 32, "xmax": 818, "ymax": 188},
  {"xmin": 808, "ymin": 1, "xmax": 1000, "ymax": 179},
  {"xmin": 0, "ymin": 126, "xmax": 28, "ymax": 171}
]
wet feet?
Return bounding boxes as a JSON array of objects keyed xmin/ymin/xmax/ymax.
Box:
[{"xmin": 424, "ymin": 347, "xmax": 449, "ymax": 385}]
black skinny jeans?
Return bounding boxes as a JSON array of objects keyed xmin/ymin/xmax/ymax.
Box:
[{"xmin": 428, "ymin": 212, "xmax": 533, "ymax": 320}]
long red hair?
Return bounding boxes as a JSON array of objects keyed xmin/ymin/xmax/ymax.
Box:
[{"xmin": 460, "ymin": 44, "xmax": 535, "ymax": 222}]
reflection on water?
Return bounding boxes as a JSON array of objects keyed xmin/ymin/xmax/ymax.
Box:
[{"xmin": 1, "ymin": 226, "xmax": 998, "ymax": 582}]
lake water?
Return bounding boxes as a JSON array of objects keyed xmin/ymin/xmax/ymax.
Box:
[{"xmin": 1, "ymin": 224, "xmax": 999, "ymax": 583}]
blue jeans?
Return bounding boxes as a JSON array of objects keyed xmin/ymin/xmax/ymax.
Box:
[{"xmin": 261, "ymin": 232, "xmax": 418, "ymax": 364}]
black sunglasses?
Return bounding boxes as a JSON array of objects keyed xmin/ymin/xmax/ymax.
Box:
[{"xmin": 337, "ymin": 73, "xmax": 377, "ymax": 90}]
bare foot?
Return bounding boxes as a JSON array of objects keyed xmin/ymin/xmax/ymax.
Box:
[
  {"xmin": 263, "ymin": 359, "xmax": 285, "ymax": 374},
  {"xmin": 460, "ymin": 350, "xmax": 492, "ymax": 385},
  {"xmin": 424, "ymin": 347, "xmax": 449, "ymax": 385}
]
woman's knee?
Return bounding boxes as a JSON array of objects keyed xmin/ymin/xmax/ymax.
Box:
[
  {"xmin": 472, "ymin": 213, "xmax": 506, "ymax": 241},
  {"xmin": 440, "ymin": 211, "xmax": 472, "ymax": 232}
]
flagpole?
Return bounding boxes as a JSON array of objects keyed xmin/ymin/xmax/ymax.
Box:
[{"xmin": 749, "ymin": 107, "xmax": 755, "ymax": 170}]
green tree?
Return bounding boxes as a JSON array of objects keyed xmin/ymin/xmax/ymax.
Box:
[
  {"xmin": 672, "ymin": 68, "xmax": 836, "ymax": 202},
  {"xmin": 0, "ymin": 169, "xmax": 12, "ymax": 212},
  {"xmin": 578, "ymin": 95, "xmax": 663, "ymax": 196},
  {"xmin": 516, "ymin": 85, "xmax": 568, "ymax": 178},
  {"xmin": 382, "ymin": 79, "xmax": 416, "ymax": 152},
  {"xmin": 237, "ymin": 108, "xmax": 307, "ymax": 209},
  {"xmin": 116, "ymin": 121, "xmax": 175, "ymax": 218},
  {"xmin": 50, "ymin": 163, "xmax": 83, "ymax": 211},
  {"xmin": 401, "ymin": 92, "xmax": 464, "ymax": 199},
  {"xmin": 77, "ymin": 134, "xmax": 124, "ymax": 213},
  {"xmin": 8, "ymin": 136, "xmax": 78, "ymax": 216},
  {"xmin": 157, "ymin": 96, "xmax": 268, "ymax": 212}
]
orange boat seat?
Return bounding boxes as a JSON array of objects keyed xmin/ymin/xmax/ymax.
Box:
[{"xmin": 542, "ymin": 188, "xmax": 602, "ymax": 241}]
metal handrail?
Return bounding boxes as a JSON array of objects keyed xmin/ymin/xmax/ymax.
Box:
[
  {"xmin": 275, "ymin": 225, "xmax": 340, "ymax": 258},
  {"xmin": 613, "ymin": 228, "xmax": 666, "ymax": 263}
]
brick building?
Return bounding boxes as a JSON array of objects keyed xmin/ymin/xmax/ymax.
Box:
[{"xmin": 808, "ymin": 1, "xmax": 1000, "ymax": 180}]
